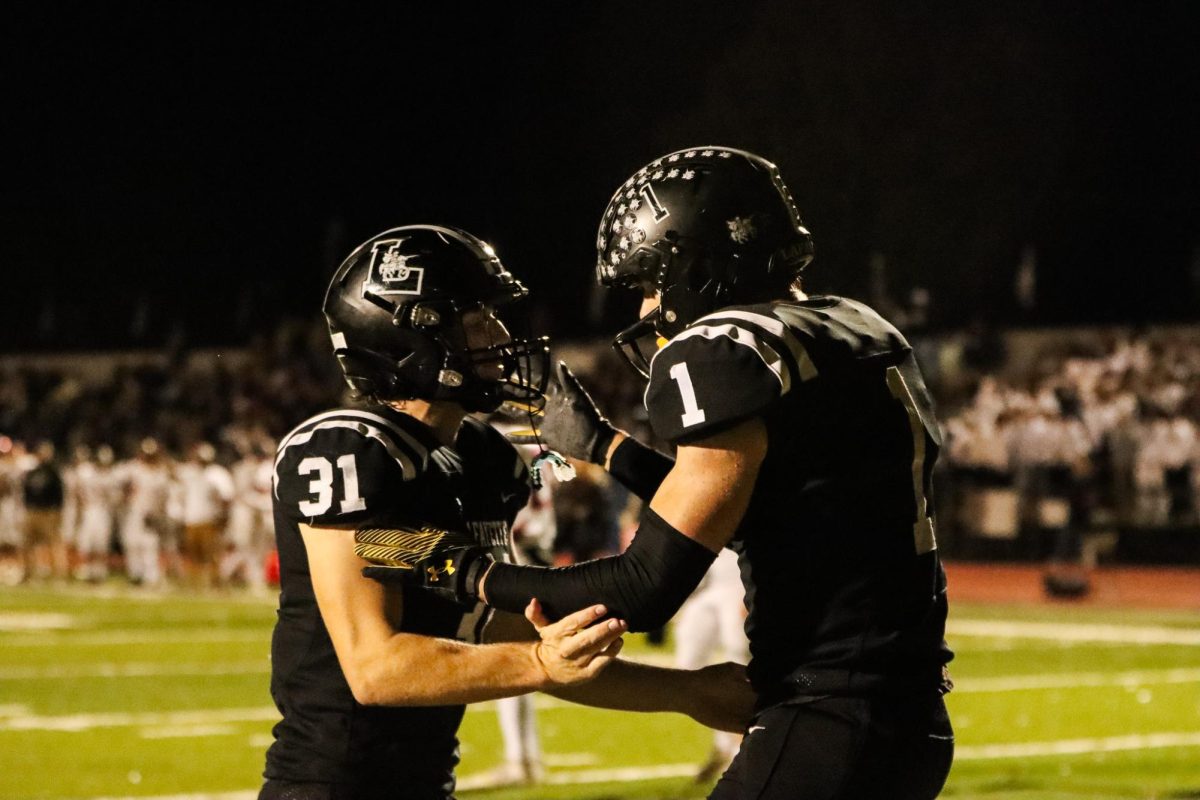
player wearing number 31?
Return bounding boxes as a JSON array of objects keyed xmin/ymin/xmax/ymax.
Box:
[
  {"xmin": 260, "ymin": 225, "xmax": 756, "ymax": 800},
  {"xmin": 386, "ymin": 150, "xmax": 957, "ymax": 798}
]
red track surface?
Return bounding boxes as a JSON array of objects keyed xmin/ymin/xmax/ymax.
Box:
[{"xmin": 944, "ymin": 562, "xmax": 1200, "ymax": 609}]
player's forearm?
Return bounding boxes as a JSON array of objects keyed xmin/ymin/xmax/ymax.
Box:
[
  {"xmin": 351, "ymin": 633, "xmax": 547, "ymax": 706},
  {"xmin": 543, "ymin": 658, "xmax": 691, "ymax": 714},
  {"xmin": 547, "ymin": 659, "xmax": 757, "ymax": 733},
  {"xmin": 480, "ymin": 508, "xmax": 716, "ymax": 632}
]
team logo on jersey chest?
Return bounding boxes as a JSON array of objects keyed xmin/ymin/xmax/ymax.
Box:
[{"xmin": 367, "ymin": 238, "xmax": 425, "ymax": 296}]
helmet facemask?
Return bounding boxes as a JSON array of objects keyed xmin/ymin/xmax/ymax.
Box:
[
  {"xmin": 449, "ymin": 301, "xmax": 550, "ymax": 415},
  {"xmin": 341, "ymin": 294, "xmax": 548, "ymax": 414}
]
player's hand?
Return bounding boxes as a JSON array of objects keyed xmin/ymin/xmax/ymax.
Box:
[
  {"xmin": 356, "ymin": 526, "xmax": 492, "ymax": 608},
  {"xmin": 680, "ymin": 662, "xmax": 757, "ymax": 733},
  {"xmin": 529, "ymin": 361, "xmax": 619, "ymax": 464},
  {"xmin": 526, "ymin": 598, "xmax": 626, "ymax": 686}
]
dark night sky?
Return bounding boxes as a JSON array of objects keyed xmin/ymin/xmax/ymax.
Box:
[{"xmin": 3, "ymin": 1, "xmax": 1197, "ymax": 351}]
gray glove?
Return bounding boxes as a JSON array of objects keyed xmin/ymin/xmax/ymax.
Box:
[{"xmin": 533, "ymin": 361, "xmax": 618, "ymax": 464}]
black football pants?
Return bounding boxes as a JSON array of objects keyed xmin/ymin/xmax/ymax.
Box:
[{"xmin": 709, "ymin": 692, "xmax": 953, "ymax": 800}]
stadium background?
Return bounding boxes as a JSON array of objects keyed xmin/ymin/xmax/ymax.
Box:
[{"xmin": 2, "ymin": 3, "xmax": 1198, "ymax": 798}]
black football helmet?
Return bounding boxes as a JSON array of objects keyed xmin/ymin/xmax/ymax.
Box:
[
  {"xmin": 323, "ymin": 225, "xmax": 549, "ymax": 413},
  {"xmin": 596, "ymin": 146, "xmax": 814, "ymax": 375}
]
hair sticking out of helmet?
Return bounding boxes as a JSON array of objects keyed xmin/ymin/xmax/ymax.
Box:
[
  {"xmin": 323, "ymin": 225, "xmax": 549, "ymax": 413},
  {"xmin": 595, "ymin": 147, "xmax": 814, "ymax": 375}
]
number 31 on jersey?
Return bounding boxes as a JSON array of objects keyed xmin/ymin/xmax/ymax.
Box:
[{"xmin": 297, "ymin": 455, "xmax": 367, "ymax": 515}]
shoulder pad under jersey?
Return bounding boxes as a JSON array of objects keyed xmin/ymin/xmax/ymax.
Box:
[
  {"xmin": 273, "ymin": 408, "xmax": 430, "ymax": 526},
  {"xmin": 645, "ymin": 305, "xmax": 817, "ymax": 443}
]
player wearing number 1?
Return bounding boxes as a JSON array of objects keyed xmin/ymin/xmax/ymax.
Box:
[
  {"xmin": 389, "ymin": 150, "xmax": 955, "ymax": 798},
  {"xmin": 261, "ymin": 225, "xmax": 755, "ymax": 800}
]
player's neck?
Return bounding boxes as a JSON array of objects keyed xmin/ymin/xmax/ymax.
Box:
[{"xmin": 384, "ymin": 399, "xmax": 465, "ymax": 447}]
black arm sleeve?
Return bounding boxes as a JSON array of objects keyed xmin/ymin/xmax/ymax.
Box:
[
  {"xmin": 607, "ymin": 436, "xmax": 674, "ymax": 503},
  {"xmin": 482, "ymin": 508, "xmax": 716, "ymax": 632}
]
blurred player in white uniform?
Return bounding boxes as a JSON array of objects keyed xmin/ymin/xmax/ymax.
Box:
[
  {"xmin": 61, "ymin": 445, "xmax": 90, "ymax": 572},
  {"xmin": 0, "ymin": 438, "xmax": 26, "ymax": 584},
  {"xmin": 175, "ymin": 442, "xmax": 234, "ymax": 589},
  {"xmin": 221, "ymin": 441, "xmax": 274, "ymax": 590},
  {"xmin": 484, "ymin": 427, "xmax": 553, "ymax": 787},
  {"xmin": 675, "ymin": 547, "xmax": 749, "ymax": 782},
  {"xmin": 117, "ymin": 438, "xmax": 172, "ymax": 586},
  {"xmin": 72, "ymin": 445, "xmax": 121, "ymax": 582}
]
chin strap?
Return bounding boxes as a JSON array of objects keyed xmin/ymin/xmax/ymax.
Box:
[{"xmin": 612, "ymin": 311, "xmax": 661, "ymax": 379}]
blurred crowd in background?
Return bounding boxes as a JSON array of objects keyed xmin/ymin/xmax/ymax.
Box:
[
  {"xmin": 2, "ymin": 317, "xmax": 1200, "ymax": 588},
  {"xmin": 936, "ymin": 328, "xmax": 1200, "ymax": 567}
]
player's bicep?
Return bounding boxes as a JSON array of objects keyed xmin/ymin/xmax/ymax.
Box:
[
  {"xmin": 648, "ymin": 417, "xmax": 768, "ymax": 553},
  {"xmin": 299, "ymin": 524, "xmax": 398, "ymax": 673},
  {"xmin": 646, "ymin": 320, "xmax": 799, "ymax": 443}
]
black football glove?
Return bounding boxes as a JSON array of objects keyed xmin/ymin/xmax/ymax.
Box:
[
  {"xmin": 509, "ymin": 361, "xmax": 617, "ymax": 464},
  {"xmin": 356, "ymin": 526, "xmax": 492, "ymax": 608}
]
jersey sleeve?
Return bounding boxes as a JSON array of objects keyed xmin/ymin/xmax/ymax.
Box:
[
  {"xmin": 645, "ymin": 315, "xmax": 798, "ymax": 443},
  {"xmin": 273, "ymin": 424, "xmax": 418, "ymax": 528}
]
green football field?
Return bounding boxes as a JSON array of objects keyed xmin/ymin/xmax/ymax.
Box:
[{"xmin": 1, "ymin": 585, "xmax": 1198, "ymax": 800}]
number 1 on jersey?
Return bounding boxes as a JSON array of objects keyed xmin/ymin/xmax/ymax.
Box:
[{"xmin": 670, "ymin": 362, "xmax": 707, "ymax": 427}]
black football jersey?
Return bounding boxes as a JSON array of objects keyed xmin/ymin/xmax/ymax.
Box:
[
  {"xmin": 263, "ymin": 404, "xmax": 530, "ymax": 796},
  {"xmin": 644, "ymin": 297, "xmax": 952, "ymax": 698}
]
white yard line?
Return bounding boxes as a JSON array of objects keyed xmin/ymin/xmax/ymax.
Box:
[
  {"xmin": 456, "ymin": 762, "xmax": 698, "ymax": 790},
  {"xmin": 77, "ymin": 764, "xmax": 702, "ymax": 800},
  {"xmin": 66, "ymin": 732, "xmax": 1200, "ymax": 798},
  {"xmin": 84, "ymin": 793, "xmax": 258, "ymax": 800},
  {"xmin": 956, "ymin": 730, "xmax": 1200, "ymax": 760},
  {"xmin": 8, "ymin": 663, "xmax": 1198, "ymax": 733},
  {"xmin": 947, "ymin": 619, "xmax": 1200, "ymax": 646},
  {"xmin": 139, "ymin": 724, "xmax": 241, "ymax": 739},
  {"xmin": 0, "ymin": 700, "xmax": 582, "ymax": 732},
  {"xmin": 956, "ymin": 666, "xmax": 1200, "ymax": 693},
  {"xmin": 0, "ymin": 612, "xmax": 76, "ymax": 630},
  {"xmin": 5, "ymin": 617, "xmax": 1193, "ymax": 649},
  {"xmin": 0, "ymin": 662, "xmax": 269, "ymax": 680},
  {"xmin": 542, "ymin": 752, "xmax": 601, "ymax": 767},
  {"xmin": 541, "ymin": 763, "xmax": 698, "ymax": 785},
  {"xmin": 3, "ymin": 583, "xmax": 276, "ymax": 606},
  {"xmin": 0, "ymin": 707, "xmax": 280, "ymax": 732},
  {"xmin": 0, "ymin": 629, "xmax": 268, "ymax": 646}
]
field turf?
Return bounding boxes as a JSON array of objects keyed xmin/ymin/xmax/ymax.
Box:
[{"xmin": 1, "ymin": 584, "xmax": 1198, "ymax": 799}]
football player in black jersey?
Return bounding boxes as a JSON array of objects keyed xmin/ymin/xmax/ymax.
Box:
[
  {"xmin": 389, "ymin": 152, "xmax": 956, "ymax": 799},
  {"xmin": 262, "ymin": 224, "xmax": 754, "ymax": 800}
]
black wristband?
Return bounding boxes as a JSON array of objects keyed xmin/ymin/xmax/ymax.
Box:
[
  {"xmin": 607, "ymin": 436, "xmax": 674, "ymax": 502},
  {"xmin": 483, "ymin": 508, "xmax": 716, "ymax": 632},
  {"xmin": 590, "ymin": 427, "xmax": 617, "ymax": 465},
  {"xmin": 463, "ymin": 552, "xmax": 491, "ymax": 601}
]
